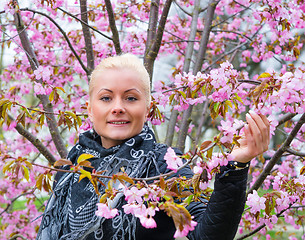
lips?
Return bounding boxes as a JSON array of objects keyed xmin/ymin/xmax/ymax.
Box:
[{"xmin": 108, "ymin": 120, "xmax": 130, "ymax": 125}]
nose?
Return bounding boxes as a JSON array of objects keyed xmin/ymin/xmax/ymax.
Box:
[{"xmin": 111, "ymin": 100, "xmax": 125, "ymax": 114}]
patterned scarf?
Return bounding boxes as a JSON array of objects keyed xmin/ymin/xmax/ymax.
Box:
[{"xmin": 36, "ymin": 125, "xmax": 166, "ymax": 240}]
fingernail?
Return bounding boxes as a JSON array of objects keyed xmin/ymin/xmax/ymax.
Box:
[
  {"xmin": 249, "ymin": 110, "xmax": 256, "ymax": 115},
  {"xmin": 246, "ymin": 113, "xmax": 251, "ymax": 119}
]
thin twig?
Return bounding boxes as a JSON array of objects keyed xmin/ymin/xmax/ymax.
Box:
[
  {"xmin": 8, "ymin": 114, "xmax": 58, "ymax": 164},
  {"xmin": 286, "ymin": 148, "xmax": 305, "ymax": 157},
  {"xmin": 57, "ymin": 7, "xmax": 112, "ymax": 41},
  {"xmin": 237, "ymin": 203, "xmax": 295, "ymax": 240},
  {"xmin": 0, "ymin": 12, "xmax": 35, "ymax": 44},
  {"xmin": 248, "ymin": 113, "xmax": 305, "ymax": 194},
  {"xmin": 20, "ymin": 8, "xmax": 89, "ymax": 75}
]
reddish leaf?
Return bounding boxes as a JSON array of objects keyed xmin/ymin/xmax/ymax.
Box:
[{"xmin": 54, "ymin": 159, "xmax": 73, "ymax": 167}]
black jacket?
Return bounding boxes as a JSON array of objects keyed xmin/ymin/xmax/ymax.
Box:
[
  {"xmin": 91, "ymin": 146, "xmax": 248, "ymax": 240},
  {"xmin": 53, "ymin": 143, "xmax": 248, "ymax": 240}
]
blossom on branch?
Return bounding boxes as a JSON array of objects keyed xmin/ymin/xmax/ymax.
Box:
[
  {"xmin": 164, "ymin": 147, "xmax": 184, "ymax": 172},
  {"xmin": 95, "ymin": 203, "xmax": 119, "ymax": 219}
]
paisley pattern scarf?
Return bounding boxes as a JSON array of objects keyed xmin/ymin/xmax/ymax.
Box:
[{"xmin": 36, "ymin": 125, "xmax": 166, "ymax": 240}]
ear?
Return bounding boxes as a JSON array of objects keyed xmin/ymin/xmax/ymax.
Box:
[
  {"xmin": 86, "ymin": 101, "xmax": 93, "ymax": 122},
  {"xmin": 144, "ymin": 105, "xmax": 150, "ymax": 122}
]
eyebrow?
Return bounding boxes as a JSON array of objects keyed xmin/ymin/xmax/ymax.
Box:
[{"xmin": 97, "ymin": 88, "xmax": 141, "ymax": 94}]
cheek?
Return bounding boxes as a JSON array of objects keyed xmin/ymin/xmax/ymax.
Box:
[{"xmin": 91, "ymin": 106, "xmax": 106, "ymax": 119}]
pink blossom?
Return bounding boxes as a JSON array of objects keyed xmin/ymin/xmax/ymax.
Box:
[
  {"xmin": 173, "ymin": 220, "xmax": 197, "ymax": 238},
  {"xmin": 96, "ymin": 203, "xmax": 118, "ymax": 219},
  {"xmin": 139, "ymin": 216, "xmax": 157, "ymax": 228},
  {"xmin": 164, "ymin": 147, "xmax": 184, "ymax": 172},
  {"xmin": 246, "ymin": 190, "xmax": 266, "ymax": 214},
  {"xmin": 124, "ymin": 186, "xmax": 147, "ymax": 204},
  {"xmin": 33, "ymin": 66, "xmax": 51, "ymax": 82}
]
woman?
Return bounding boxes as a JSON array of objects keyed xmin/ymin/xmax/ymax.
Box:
[{"xmin": 37, "ymin": 54, "xmax": 270, "ymax": 240}]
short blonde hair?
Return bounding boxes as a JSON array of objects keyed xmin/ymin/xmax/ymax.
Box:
[{"xmin": 89, "ymin": 54, "xmax": 151, "ymax": 106}]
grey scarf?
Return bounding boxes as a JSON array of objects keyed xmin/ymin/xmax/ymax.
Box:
[{"xmin": 36, "ymin": 125, "xmax": 166, "ymax": 240}]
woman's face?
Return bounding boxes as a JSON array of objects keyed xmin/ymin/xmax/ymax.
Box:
[{"xmin": 87, "ymin": 68, "xmax": 150, "ymax": 149}]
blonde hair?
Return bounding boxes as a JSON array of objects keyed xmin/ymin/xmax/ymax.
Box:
[{"xmin": 89, "ymin": 54, "xmax": 151, "ymax": 106}]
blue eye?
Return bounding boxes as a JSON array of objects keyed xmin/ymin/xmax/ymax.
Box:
[
  {"xmin": 100, "ymin": 96, "xmax": 111, "ymax": 102},
  {"xmin": 127, "ymin": 96, "xmax": 137, "ymax": 101}
]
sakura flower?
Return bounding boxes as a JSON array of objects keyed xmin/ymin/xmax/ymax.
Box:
[
  {"xmin": 246, "ymin": 190, "xmax": 266, "ymax": 214},
  {"xmin": 139, "ymin": 216, "xmax": 157, "ymax": 228},
  {"xmin": 33, "ymin": 66, "xmax": 51, "ymax": 82},
  {"xmin": 96, "ymin": 203, "xmax": 118, "ymax": 219},
  {"xmin": 164, "ymin": 147, "xmax": 184, "ymax": 172},
  {"xmin": 124, "ymin": 186, "xmax": 147, "ymax": 204},
  {"xmin": 173, "ymin": 220, "xmax": 197, "ymax": 238}
]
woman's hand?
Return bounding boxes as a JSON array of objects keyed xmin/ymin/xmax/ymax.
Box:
[{"xmin": 231, "ymin": 110, "xmax": 270, "ymax": 163}]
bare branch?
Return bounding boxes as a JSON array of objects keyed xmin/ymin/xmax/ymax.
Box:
[
  {"xmin": 211, "ymin": 29, "xmax": 254, "ymax": 42},
  {"xmin": 194, "ymin": 99, "xmax": 209, "ymax": 146},
  {"xmin": 145, "ymin": 0, "xmax": 173, "ymax": 78},
  {"xmin": 104, "ymin": 0, "xmax": 122, "ymax": 54},
  {"xmin": 277, "ymin": 112, "xmax": 297, "ymax": 126},
  {"xmin": 165, "ymin": 0, "xmax": 201, "ymax": 146},
  {"xmin": 177, "ymin": 0, "xmax": 219, "ymax": 151},
  {"xmin": 237, "ymin": 203, "xmax": 295, "ymax": 240},
  {"xmin": 145, "ymin": 0, "xmax": 160, "ymax": 54},
  {"xmin": 57, "ymin": 7, "xmax": 112, "ymax": 41},
  {"xmin": 80, "ymin": 0, "xmax": 95, "ymax": 76},
  {"xmin": 0, "ymin": 190, "xmax": 35, "ymax": 217},
  {"xmin": 248, "ymin": 113, "xmax": 305, "ymax": 194},
  {"xmin": 20, "ymin": 8, "xmax": 89, "ymax": 75},
  {"xmin": 0, "ymin": 12, "xmax": 35, "ymax": 44},
  {"xmin": 173, "ymin": 0, "xmax": 192, "ymax": 16},
  {"xmin": 212, "ymin": 2, "xmax": 253, "ymax": 29},
  {"xmin": 238, "ymin": 79, "xmax": 261, "ymax": 85},
  {"xmin": 286, "ymin": 148, "xmax": 305, "ymax": 157},
  {"xmin": 9, "ymin": 234, "xmax": 27, "ymax": 240},
  {"xmin": 8, "ymin": 114, "xmax": 57, "ymax": 164},
  {"xmin": 14, "ymin": 3, "xmax": 68, "ymax": 159}
]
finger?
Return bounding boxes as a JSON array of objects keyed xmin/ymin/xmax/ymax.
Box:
[
  {"xmin": 249, "ymin": 111, "xmax": 270, "ymax": 148},
  {"xmin": 259, "ymin": 114, "xmax": 270, "ymax": 147},
  {"xmin": 243, "ymin": 123, "xmax": 256, "ymax": 150},
  {"xmin": 246, "ymin": 113, "xmax": 265, "ymax": 153}
]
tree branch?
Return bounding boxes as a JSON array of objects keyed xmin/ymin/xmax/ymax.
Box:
[
  {"xmin": 9, "ymin": 234, "xmax": 27, "ymax": 240},
  {"xmin": 165, "ymin": 0, "xmax": 201, "ymax": 146},
  {"xmin": 173, "ymin": 0, "xmax": 192, "ymax": 16},
  {"xmin": 14, "ymin": 2, "xmax": 68, "ymax": 159},
  {"xmin": 104, "ymin": 0, "xmax": 122, "ymax": 55},
  {"xmin": 20, "ymin": 8, "xmax": 89, "ymax": 75},
  {"xmin": 57, "ymin": 7, "xmax": 112, "ymax": 41},
  {"xmin": 12, "ymin": 118, "xmax": 57, "ymax": 164},
  {"xmin": 194, "ymin": 99, "xmax": 209, "ymax": 146},
  {"xmin": 248, "ymin": 113, "xmax": 305, "ymax": 194},
  {"xmin": 0, "ymin": 190, "xmax": 35, "ymax": 217},
  {"xmin": 177, "ymin": 0, "xmax": 219, "ymax": 151},
  {"xmin": 286, "ymin": 148, "xmax": 305, "ymax": 157},
  {"xmin": 80, "ymin": 0, "xmax": 95, "ymax": 77},
  {"xmin": 277, "ymin": 112, "xmax": 297, "ymax": 126},
  {"xmin": 237, "ymin": 203, "xmax": 295, "ymax": 240},
  {"xmin": 145, "ymin": 0, "xmax": 160, "ymax": 77},
  {"xmin": 145, "ymin": 0, "xmax": 173, "ymax": 79}
]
